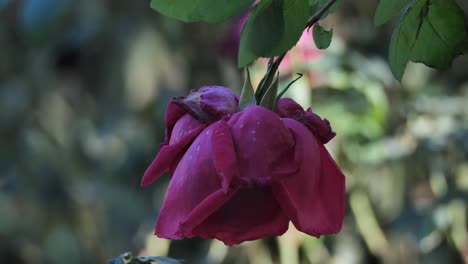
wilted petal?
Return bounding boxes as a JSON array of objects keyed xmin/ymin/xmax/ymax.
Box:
[
  {"xmin": 228, "ymin": 106, "xmax": 297, "ymax": 184},
  {"xmin": 274, "ymin": 118, "xmax": 345, "ymax": 236},
  {"xmin": 275, "ymin": 98, "xmax": 304, "ymax": 119},
  {"xmin": 155, "ymin": 125, "xmax": 229, "ymax": 239},
  {"xmin": 191, "ymin": 186, "xmax": 289, "ymax": 246},
  {"xmin": 175, "ymin": 86, "xmax": 239, "ymax": 122},
  {"xmin": 141, "ymin": 114, "xmax": 206, "ymax": 187},
  {"xmin": 302, "ymin": 109, "xmax": 335, "ymax": 143}
]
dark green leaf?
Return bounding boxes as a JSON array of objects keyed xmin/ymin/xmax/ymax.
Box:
[
  {"xmin": 389, "ymin": 0, "xmax": 468, "ymax": 80},
  {"xmin": 243, "ymin": 0, "xmax": 284, "ymax": 57},
  {"xmin": 255, "ymin": 53, "xmax": 284, "ymax": 102},
  {"xmin": 374, "ymin": 0, "xmax": 409, "ymax": 26},
  {"xmin": 238, "ymin": 0, "xmax": 310, "ymax": 66},
  {"xmin": 313, "ymin": 24, "xmax": 333, "ymax": 49},
  {"xmin": 239, "ymin": 68, "xmax": 257, "ymax": 110},
  {"xmin": 259, "ymin": 74, "xmax": 279, "ymax": 110},
  {"xmin": 308, "ymin": 0, "xmax": 341, "ymax": 19},
  {"xmin": 150, "ymin": 0, "xmax": 254, "ymax": 23},
  {"xmin": 409, "ymin": 0, "xmax": 468, "ymax": 69},
  {"xmin": 388, "ymin": 0, "xmax": 424, "ymax": 80}
]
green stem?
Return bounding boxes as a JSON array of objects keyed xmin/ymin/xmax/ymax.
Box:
[
  {"xmin": 267, "ymin": 0, "xmax": 338, "ymax": 73},
  {"xmin": 306, "ymin": 0, "xmax": 338, "ymax": 28}
]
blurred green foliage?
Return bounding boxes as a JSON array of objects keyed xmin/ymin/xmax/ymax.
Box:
[{"xmin": 1, "ymin": 0, "xmax": 467, "ymax": 264}]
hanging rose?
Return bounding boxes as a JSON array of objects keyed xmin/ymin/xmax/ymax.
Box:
[{"xmin": 141, "ymin": 70, "xmax": 345, "ymax": 246}]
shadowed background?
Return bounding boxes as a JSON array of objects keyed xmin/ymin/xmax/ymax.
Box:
[{"xmin": 0, "ymin": 0, "xmax": 467, "ymax": 263}]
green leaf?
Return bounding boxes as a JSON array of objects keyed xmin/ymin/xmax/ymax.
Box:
[
  {"xmin": 150, "ymin": 0, "xmax": 254, "ymax": 23},
  {"xmin": 388, "ymin": 0, "xmax": 424, "ymax": 80},
  {"xmin": 239, "ymin": 68, "xmax": 256, "ymax": 110},
  {"xmin": 308, "ymin": 0, "xmax": 341, "ymax": 19},
  {"xmin": 389, "ymin": 0, "xmax": 468, "ymax": 80},
  {"xmin": 374, "ymin": 0, "xmax": 409, "ymax": 26},
  {"xmin": 242, "ymin": 0, "xmax": 284, "ymax": 57},
  {"xmin": 259, "ymin": 74, "xmax": 279, "ymax": 110},
  {"xmin": 255, "ymin": 54, "xmax": 284, "ymax": 102},
  {"xmin": 409, "ymin": 0, "xmax": 468, "ymax": 69},
  {"xmin": 313, "ymin": 24, "xmax": 333, "ymax": 49},
  {"xmin": 238, "ymin": 0, "xmax": 310, "ymax": 66}
]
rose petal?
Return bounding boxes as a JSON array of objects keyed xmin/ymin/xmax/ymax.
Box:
[
  {"xmin": 155, "ymin": 125, "xmax": 229, "ymax": 239},
  {"xmin": 164, "ymin": 102, "xmax": 186, "ymax": 143},
  {"xmin": 274, "ymin": 118, "xmax": 345, "ymax": 236},
  {"xmin": 275, "ymin": 98, "xmax": 304, "ymax": 119},
  {"xmin": 175, "ymin": 86, "xmax": 239, "ymax": 122},
  {"xmin": 212, "ymin": 120, "xmax": 239, "ymax": 193},
  {"xmin": 141, "ymin": 114, "xmax": 206, "ymax": 187},
  {"xmin": 191, "ymin": 186, "xmax": 289, "ymax": 246},
  {"xmin": 302, "ymin": 109, "xmax": 335, "ymax": 143},
  {"xmin": 228, "ymin": 106, "xmax": 297, "ymax": 184}
]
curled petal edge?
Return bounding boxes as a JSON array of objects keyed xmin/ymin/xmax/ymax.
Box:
[{"xmin": 141, "ymin": 125, "xmax": 206, "ymax": 187}]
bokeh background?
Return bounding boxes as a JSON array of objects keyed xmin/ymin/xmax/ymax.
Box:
[{"xmin": 1, "ymin": 0, "xmax": 468, "ymax": 263}]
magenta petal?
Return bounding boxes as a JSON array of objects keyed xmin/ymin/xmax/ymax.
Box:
[
  {"xmin": 274, "ymin": 118, "xmax": 345, "ymax": 236},
  {"xmin": 164, "ymin": 102, "xmax": 186, "ymax": 137},
  {"xmin": 175, "ymin": 86, "xmax": 239, "ymax": 122},
  {"xmin": 315, "ymin": 144, "xmax": 346, "ymax": 232},
  {"xmin": 211, "ymin": 120, "xmax": 239, "ymax": 193},
  {"xmin": 275, "ymin": 98, "xmax": 304, "ymax": 119},
  {"xmin": 141, "ymin": 114, "xmax": 206, "ymax": 187},
  {"xmin": 302, "ymin": 109, "xmax": 335, "ymax": 143},
  {"xmin": 155, "ymin": 125, "xmax": 224, "ymax": 239},
  {"xmin": 164, "ymin": 102, "xmax": 187, "ymax": 144},
  {"xmin": 228, "ymin": 106, "xmax": 297, "ymax": 184},
  {"xmin": 192, "ymin": 187, "xmax": 289, "ymax": 246},
  {"xmin": 168, "ymin": 114, "xmax": 205, "ymax": 145}
]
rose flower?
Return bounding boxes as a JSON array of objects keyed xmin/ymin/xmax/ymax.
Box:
[{"xmin": 141, "ymin": 86, "xmax": 345, "ymax": 246}]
